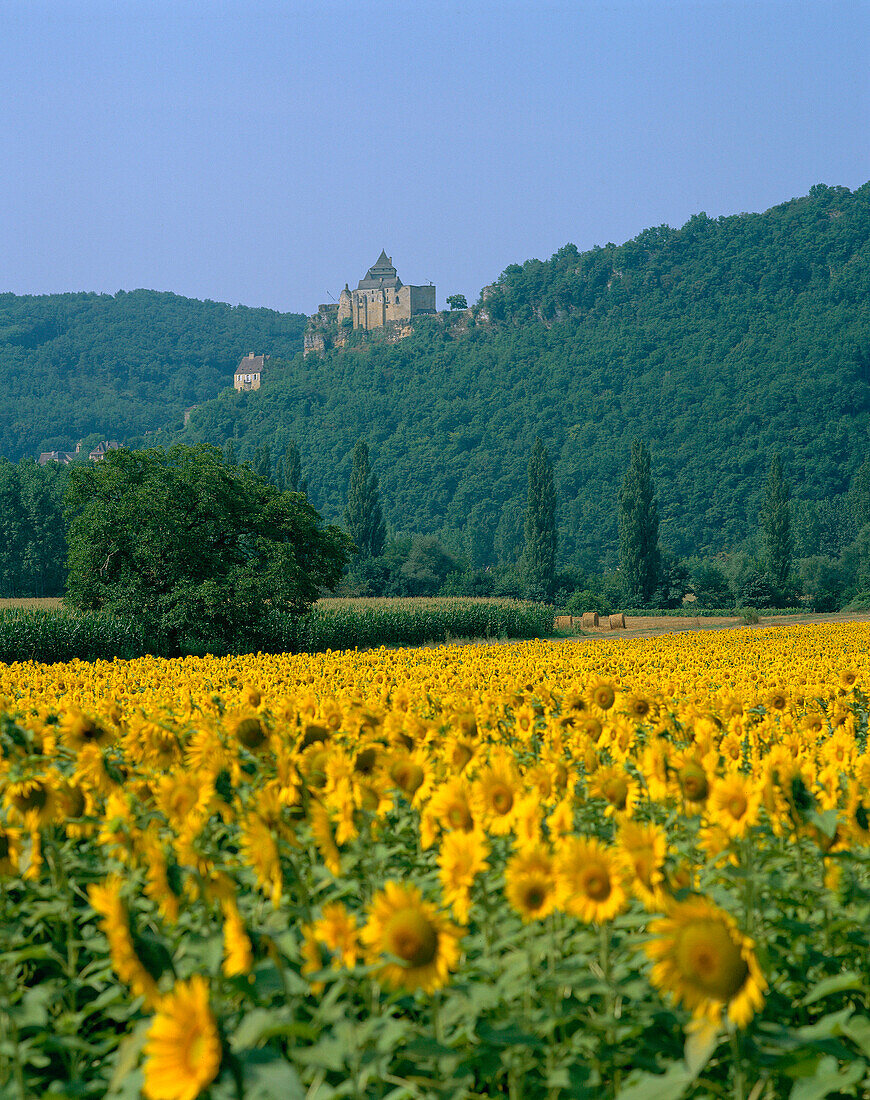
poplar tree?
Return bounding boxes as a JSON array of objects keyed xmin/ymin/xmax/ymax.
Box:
[
  {"xmin": 523, "ymin": 438, "xmax": 557, "ymax": 598},
  {"xmin": 618, "ymin": 439, "xmax": 661, "ymax": 606},
  {"xmin": 344, "ymin": 440, "xmax": 386, "ymax": 558},
  {"xmin": 761, "ymin": 454, "xmax": 792, "ymax": 588},
  {"xmin": 283, "ymin": 441, "xmax": 307, "ymax": 496},
  {"xmin": 254, "ymin": 444, "xmax": 272, "ymax": 483}
]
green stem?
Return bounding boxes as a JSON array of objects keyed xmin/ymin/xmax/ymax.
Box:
[{"xmin": 729, "ymin": 1027, "xmax": 746, "ymax": 1100}]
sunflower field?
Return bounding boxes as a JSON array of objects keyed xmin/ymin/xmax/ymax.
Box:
[{"xmin": 0, "ymin": 623, "xmax": 869, "ymax": 1100}]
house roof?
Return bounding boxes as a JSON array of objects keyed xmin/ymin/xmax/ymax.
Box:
[{"xmin": 235, "ymin": 354, "xmax": 267, "ymax": 374}]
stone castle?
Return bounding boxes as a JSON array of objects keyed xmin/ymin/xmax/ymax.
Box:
[{"xmin": 304, "ymin": 251, "xmax": 436, "ymax": 355}]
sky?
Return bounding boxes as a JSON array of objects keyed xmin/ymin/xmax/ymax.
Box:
[{"xmin": 2, "ymin": 0, "xmax": 868, "ymax": 315}]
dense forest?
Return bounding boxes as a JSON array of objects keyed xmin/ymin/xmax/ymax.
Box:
[
  {"xmin": 2, "ymin": 181, "xmax": 869, "ymax": 602},
  {"xmin": 174, "ymin": 182, "xmax": 870, "ymax": 571},
  {"xmin": 0, "ymin": 290, "xmax": 306, "ymax": 458}
]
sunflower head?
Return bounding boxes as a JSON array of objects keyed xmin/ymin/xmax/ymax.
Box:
[
  {"xmin": 142, "ymin": 975, "xmax": 221, "ymax": 1100},
  {"xmin": 645, "ymin": 897, "xmax": 766, "ymax": 1028},
  {"xmin": 362, "ymin": 882, "xmax": 463, "ymax": 993},
  {"xmin": 233, "ymin": 716, "xmax": 268, "ymax": 751}
]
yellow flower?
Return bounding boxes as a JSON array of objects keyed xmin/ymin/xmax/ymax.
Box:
[
  {"xmin": 239, "ymin": 814, "xmax": 283, "ymax": 905},
  {"xmin": 616, "ymin": 819, "xmax": 667, "ymax": 909},
  {"xmin": 555, "ymin": 836, "xmax": 626, "ymax": 924},
  {"xmin": 88, "ymin": 876, "xmax": 160, "ymax": 1007},
  {"xmin": 590, "ymin": 680, "xmax": 617, "ymax": 711},
  {"xmin": 504, "ymin": 843, "xmax": 556, "ymax": 923},
  {"xmin": 362, "ymin": 882, "xmax": 463, "ymax": 994},
  {"xmin": 590, "ymin": 764, "xmax": 639, "ymax": 817},
  {"xmin": 645, "ymin": 896, "xmax": 766, "ymax": 1028},
  {"xmin": 0, "ymin": 824, "xmax": 22, "ymax": 875},
  {"xmin": 473, "ymin": 759, "xmax": 519, "ymax": 836},
  {"xmin": 708, "ymin": 774, "xmax": 761, "ymax": 838},
  {"xmin": 308, "ymin": 802, "xmax": 341, "ymax": 876},
  {"xmin": 142, "ymin": 976, "xmax": 221, "ymax": 1100},
  {"xmin": 313, "ymin": 901, "xmax": 359, "ymax": 969},
  {"xmin": 438, "ymin": 829, "xmax": 489, "ymax": 923},
  {"xmin": 59, "ymin": 707, "xmax": 114, "ymax": 752},
  {"xmin": 222, "ymin": 897, "xmax": 253, "ymax": 977},
  {"xmin": 675, "ymin": 756, "xmax": 712, "ymax": 807},
  {"xmin": 423, "ymin": 777, "xmax": 475, "ymax": 847},
  {"xmin": 5, "ymin": 775, "xmax": 59, "ymax": 828}
]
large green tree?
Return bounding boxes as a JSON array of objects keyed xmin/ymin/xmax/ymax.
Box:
[
  {"xmin": 523, "ymin": 438, "xmax": 557, "ymax": 598},
  {"xmin": 761, "ymin": 454, "xmax": 793, "ymax": 589},
  {"xmin": 65, "ymin": 444, "xmax": 350, "ymax": 650},
  {"xmin": 344, "ymin": 441, "xmax": 386, "ymax": 559},
  {"xmin": 618, "ymin": 440, "xmax": 661, "ymax": 606}
]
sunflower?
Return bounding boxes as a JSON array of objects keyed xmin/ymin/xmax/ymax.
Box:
[
  {"xmin": 362, "ymin": 882, "xmax": 463, "ymax": 994},
  {"xmin": 623, "ymin": 693, "xmax": 654, "ymax": 721},
  {"xmin": 59, "ymin": 708, "xmax": 114, "ymax": 752},
  {"xmin": 239, "ymin": 814, "xmax": 283, "ymax": 905},
  {"xmin": 590, "ymin": 680, "xmax": 617, "ymax": 711},
  {"xmin": 589, "ymin": 764, "xmax": 639, "ymax": 817},
  {"xmin": 708, "ymin": 774, "xmax": 761, "ymax": 838},
  {"xmin": 555, "ymin": 836, "xmax": 626, "ymax": 924},
  {"xmin": 5, "ymin": 775, "xmax": 59, "ymax": 828},
  {"xmin": 308, "ymin": 801, "xmax": 342, "ymax": 876},
  {"xmin": 675, "ymin": 756, "xmax": 711, "ymax": 808},
  {"xmin": 472, "ymin": 758, "xmax": 520, "ymax": 836},
  {"xmin": 0, "ymin": 824, "xmax": 22, "ymax": 876},
  {"xmin": 616, "ymin": 820, "xmax": 667, "ymax": 910},
  {"xmin": 839, "ymin": 669, "xmax": 859, "ymax": 690},
  {"xmin": 645, "ymin": 896, "xmax": 766, "ymax": 1028},
  {"xmin": 422, "ymin": 777, "xmax": 475, "ymax": 848},
  {"xmin": 504, "ymin": 843, "xmax": 556, "ymax": 923},
  {"xmin": 142, "ymin": 975, "xmax": 221, "ymax": 1100},
  {"xmin": 221, "ymin": 898, "xmax": 253, "ymax": 977},
  {"xmin": 312, "ymin": 901, "xmax": 359, "ymax": 969},
  {"xmin": 88, "ymin": 876, "xmax": 160, "ymax": 1006},
  {"xmin": 438, "ymin": 829, "xmax": 489, "ymax": 922}
]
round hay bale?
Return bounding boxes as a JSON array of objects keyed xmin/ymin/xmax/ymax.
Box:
[
  {"xmin": 609, "ymin": 613, "xmax": 626, "ymax": 630},
  {"xmin": 581, "ymin": 611, "xmax": 599, "ymax": 627}
]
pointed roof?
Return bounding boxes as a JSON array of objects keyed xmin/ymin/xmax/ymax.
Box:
[{"xmin": 357, "ymin": 250, "xmax": 402, "ymax": 290}]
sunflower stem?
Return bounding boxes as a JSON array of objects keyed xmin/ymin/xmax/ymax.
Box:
[{"xmin": 729, "ymin": 1027, "xmax": 746, "ymax": 1100}]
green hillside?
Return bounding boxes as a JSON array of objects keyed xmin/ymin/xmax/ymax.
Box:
[
  {"xmin": 178, "ymin": 182, "xmax": 870, "ymax": 570},
  {"xmin": 0, "ymin": 289, "xmax": 306, "ymax": 459}
]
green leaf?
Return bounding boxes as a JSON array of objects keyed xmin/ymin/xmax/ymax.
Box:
[
  {"xmin": 238, "ymin": 1051, "xmax": 305, "ymax": 1100},
  {"xmin": 683, "ymin": 1018, "xmax": 722, "ymax": 1076},
  {"xmin": 106, "ymin": 1020, "xmax": 150, "ymax": 1099},
  {"xmin": 801, "ymin": 972, "xmax": 865, "ymax": 1006},
  {"xmin": 615, "ymin": 1061, "xmax": 694, "ymax": 1100},
  {"xmin": 841, "ymin": 1015, "xmax": 870, "ymax": 1058},
  {"xmin": 789, "ymin": 1055, "xmax": 867, "ymax": 1100}
]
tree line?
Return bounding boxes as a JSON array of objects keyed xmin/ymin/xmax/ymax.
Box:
[{"xmin": 5, "ymin": 437, "xmax": 870, "ymax": 614}]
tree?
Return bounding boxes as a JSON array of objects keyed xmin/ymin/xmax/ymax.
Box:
[
  {"xmin": 446, "ymin": 294, "xmax": 467, "ymax": 311},
  {"xmin": 65, "ymin": 444, "xmax": 351, "ymax": 651},
  {"xmin": 522, "ymin": 438, "xmax": 557, "ymax": 599},
  {"xmin": 761, "ymin": 454, "xmax": 792, "ymax": 590},
  {"xmin": 254, "ymin": 443, "xmax": 272, "ymax": 483},
  {"xmin": 282, "ymin": 441, "xmax": 307, "ymax": 496},
  {"xmin": 618, "ymin": 440, "xmax": 661, "ymax": 606},
  {"xmin": 691, "ymin": 563, "xmax": 733, "ymax": 609},
  {"xmin": 344, "ymin": 441, "xmax": 386, "ymax": 559}
]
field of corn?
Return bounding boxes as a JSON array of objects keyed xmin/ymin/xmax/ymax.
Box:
[
  {"xmin": 0, "ymin": 622, "xmax": 869, "ymax": 1099},
  {"xmin": 0, "ymin": 598, "xmax": 553, "ymax": 664}
]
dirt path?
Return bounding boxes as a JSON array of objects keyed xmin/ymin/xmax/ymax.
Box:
[{"xmin": 561, "ymin": 610, "xmax": 870, "ymax": 642}]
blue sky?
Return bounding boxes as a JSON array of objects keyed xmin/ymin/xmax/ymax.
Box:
[{"xmin": 2, "ymin": 0, "xmax": 867, "ymax": 314}]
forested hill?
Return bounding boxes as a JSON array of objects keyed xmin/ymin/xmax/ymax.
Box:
[
  {"xmin": 179, "ymin": 182, "xmax": 870, "ymax": 570},
  {"xmin": 0, "ymin": 290, "xmax": 306, "ymax": 459}
]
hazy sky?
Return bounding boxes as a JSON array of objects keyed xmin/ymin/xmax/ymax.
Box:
[{"xmin": 2, "ymin": 0, "xmax": 867, "ymax": 314}]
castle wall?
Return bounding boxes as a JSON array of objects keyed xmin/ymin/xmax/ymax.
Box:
[{"xmin": 407, "ymin": 285, "xmax": 436, "ymax": 315}]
